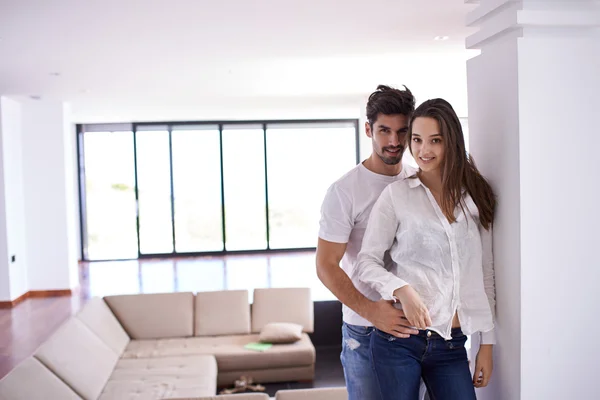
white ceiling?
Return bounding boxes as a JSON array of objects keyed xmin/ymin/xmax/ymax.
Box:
[{"xmin": 0, "ymin": 0, "xmax": 477, "ymax": 121}]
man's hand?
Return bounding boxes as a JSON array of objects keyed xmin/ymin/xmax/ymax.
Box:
[
  {"xmin": 315, "ymin": 239, "xmax": 417, "ymax": 339},
  {"xmin": 365, "ymin": 299, "xmax": 419, "ymax": 338},
  {"xmin": 473, "ymin": 344, "xmax": 493, "ymax": 388}
]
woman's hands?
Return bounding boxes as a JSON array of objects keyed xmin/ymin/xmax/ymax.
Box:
[
  {"xmin": 473, "ymin": 345, "xmax": 493, "ymax": 388},
  {"xmin": 393, "ymin": 285, "xmax": 432, "ymax": 329},
  {"xmin": 393, "ymin": 285, "xmax": 493, "ymax": 388}
]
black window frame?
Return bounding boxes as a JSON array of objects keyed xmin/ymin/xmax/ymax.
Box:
[{"xmin": 76, "ymin": 119, "xmax": 360, "ymax": 261}]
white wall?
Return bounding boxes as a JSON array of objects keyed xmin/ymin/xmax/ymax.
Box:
[
  {"xmin": 21, "ymin": 99, "xmax": 79, "ymax": 291},
  {"xmin": 518, "ymin": 32, "xmax": 600, "ymax": 400},
  {"xmin": 0, "ymin": 100, "xmax": 12, "ymax": 301},
  {"xmin": 0, "ymin": 98, "xmax": 29, "ymax": 301},
  {"xmin": 68, "ymin": 51, "xmax": 472, "ymax": 124},
  {"xmin": 0, "ymin": 98, "xmax": 80, "ymax": 298},
  {"xmin": 0, "ymin": 98, "xmax": 29, "ymax": 300},
  {"xmin": 467, "ymin": 31, "xmax": 523, "ymax": 400},
  {"xmin": 466, "ymin": 1, "xmax": 600, "ymax": 398},
  {"xmin": 62, "ymin": 104, "xmax": 80, "ymax": 285}
]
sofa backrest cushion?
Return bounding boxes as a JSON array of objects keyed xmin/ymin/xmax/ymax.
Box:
[
  {"xmin": 104, "ymin": 292, "xmax": 194, "ymax": 339},
  {"xmin": 195, "ymin": 290, "xmax": 250, "ymax": 336},
  {"xmin": 275, "ymin": 387, "xmax": 348, "ymax": 400},
  {"xmin": 75, "ymin": 297, "xmax": 130, "ymax": 355},
  {"xmin": 0, "ymin": 357, "xmax": 83, "ymax": 400},
  {"xmin": 33, "ymin": 318, "xmax": 118, "ymax": 400},
  {"xmin": 251, "ymin": 288, "xmax": 313, "ymax": 333}
]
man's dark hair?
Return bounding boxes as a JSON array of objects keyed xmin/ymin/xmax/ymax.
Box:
[{"xmin": 366, "ymin": 84, "xmax": 415, "ymax": 126}]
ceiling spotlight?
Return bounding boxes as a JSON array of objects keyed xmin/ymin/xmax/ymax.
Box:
[
  {"xmin": 49, "ymin": 72, "xmax": 61, "ymax": 77},
  {"xmin": 30, "ymin": 95, "xmax": 42, "ymax": 100},
  {"xmin": 434, "ymin": 36, "xmax": 450, "ymax": 41}
]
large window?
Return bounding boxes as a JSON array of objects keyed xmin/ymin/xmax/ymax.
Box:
[
  {"xmin": 266, "ymin": 122, "xmax": 357, "ymax": 248},
  {"xmin": 222, "ymin": 125, "xmax": 268, "ymax": 251},
  {"xmin": 136, "ymin": 126, "xmax": 173, "ymax": 254},
  {"xmin": 78, "ymin": 120, "xmax": 358, "ymax": 260},
  {"xmin": 82, "ymin": 131, "xmax": 138, "ymax": 260},
  {"xmin": 171, "ymin": 126, "xmax": 223, "ymax": 252}
]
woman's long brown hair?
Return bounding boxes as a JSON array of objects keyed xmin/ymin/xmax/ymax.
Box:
[{"xmin": 408, "ymin": 99, "xmax": 496, "ymax": 230}]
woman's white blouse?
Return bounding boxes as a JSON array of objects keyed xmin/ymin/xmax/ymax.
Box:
[{"xmin": 354, "ymin": 176, "xmax": 496, "ymax": 343}]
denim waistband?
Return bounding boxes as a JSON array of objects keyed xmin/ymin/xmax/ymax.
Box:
[{"xmin": 415, "ymin": 327, "xmax": 464, "ymax": 339}]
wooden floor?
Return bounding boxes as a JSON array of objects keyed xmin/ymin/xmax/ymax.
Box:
[
  {"xmin": 0, "ymin": 296, "xmax": 85, "ymax": 378},
  {"xmin": 0, "ymin": 250, "xmax": 342, "ymax": 383},
  {"xmin": 83, "ymin": 250, "xmax": 335, "ymax": 301}
]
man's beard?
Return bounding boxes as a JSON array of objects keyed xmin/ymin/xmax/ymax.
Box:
[{"xmin": 378, "ymin": 145, "xmax": 404, "ymax": 165}]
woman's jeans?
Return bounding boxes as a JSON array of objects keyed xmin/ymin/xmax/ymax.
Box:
[{"xmin": 370, "ymin": 327, "xmax": 476, "ymax": 400}]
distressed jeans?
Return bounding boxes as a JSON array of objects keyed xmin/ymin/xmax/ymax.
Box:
[
  {"xmin": 341, "ymin": 323, "xmax": 381, "ymax": 400},
  {"xmin": 341, "ymin": 323, "xmax": 429, "ymax": 400}
]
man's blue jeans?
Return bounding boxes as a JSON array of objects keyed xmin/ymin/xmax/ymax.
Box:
[
  {"xmin": 370, "ymin": 327, "xmax": 476, "ymax": 400},
  {"xmin": 341, "ymin": 323, "xmax": 381, "ymax": 400}
]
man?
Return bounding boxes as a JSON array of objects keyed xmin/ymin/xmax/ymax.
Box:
[{"xmin": 316, "ymin": 84, "xmax": 420, "ymax": 400}]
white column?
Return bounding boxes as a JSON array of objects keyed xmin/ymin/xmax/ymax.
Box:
[
  {"xmin": 465, "ymin": 1, "xmax": 600, "ymax": 399},
  {"xmin": 21, "ymin": 99, "xmax": 79, "ymax": 292},
  {"xmin": 0, "ymin": 97, "xmax": 29, "ymax": 302}
]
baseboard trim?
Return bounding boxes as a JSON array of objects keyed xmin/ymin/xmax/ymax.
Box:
[
  {"xmin": 0, "ymin": 289, "xmax": 73, "ymax": 308},
  {"xmin": 0, "ymin": 291, "xmax": 29, "ymax": 308},
  {"xmin": 28, "ymin": 289, "xmax": 73, "ymax": 298}
]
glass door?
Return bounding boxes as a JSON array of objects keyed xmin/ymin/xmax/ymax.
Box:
[
  {"xmin": 221, "ymin": 124, "xmax": 268, "ymax": 251},
  {"xmin": 171, "ymin": 125, "xmax": 224, "ymax": 252},
  {"xmin": 265, "ymin": 122, "xmax": 357, "ymax": 249},
  {"xmin": 82, "ymin": 130, "xmax": 138, "ymax": 260},
  {"xmin": 135, "ymin": 125, "xmax": 174, "ymax": 254}
]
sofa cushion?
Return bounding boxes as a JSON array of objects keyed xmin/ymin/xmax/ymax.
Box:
[
  {"xmin": 275, "ymin": 387, "xmax": 348, "ymax": 400},
  {"xmin": 195, "ymin": 290, "xmax": 250, "ymax": 337},
  {"xmin": 110, "ymin": 355, "xmax": 217, "ymax": 380},
  {"xmin": 251, "ymin": 288, "xmax": 313, "ymax": 333},
  {"xmin": 166, "ymin": 395, "xmax": 269, "ymax": 400},
  {"xmin": 76, "ymin": 297, "xmax": 130, "ymax": 355},
  {"xmin": 168, "ymin": 395, "xmax": 269, "ymax": 400},
  {"xmin": 259, "ymin": 322, "xmax": 303, "ymax": 344},
  {"xmin": 104, "ymin": 292, "xmax": 194, "ymax": 339},
  {"xmin": 99, "ymin": 355, "xmax": 217, "ymax": 400},
  {"xmin": 99, "ymin": 376, "xmax": 216, "ymax": 400},
  {"xmin": 121, "ymin": 334, "xmax": 315, "ymax": 372},
  {"xmin": 98, "ymin": 379, "xmax": 171, "ymax": 400},
  {"xmin": 33, "ymin": 317, "xmax": 118, "ymax": 400},
  {"xmin": 0, "ymin": 357, "xmax": 83, "ymax": 400}
]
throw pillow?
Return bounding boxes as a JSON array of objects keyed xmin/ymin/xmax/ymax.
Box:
[{"xmin": 259, "ymin": 322, "xmax": 303, "ymax": 344}]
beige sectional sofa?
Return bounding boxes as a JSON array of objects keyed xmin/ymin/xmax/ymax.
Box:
[
  {"xmin": 0, "ymin": 288, "xmax": 318, "ymax": 400},
  {"xmin": 177, "ymin": 387, "xmax": 348, "ymax": 400}
]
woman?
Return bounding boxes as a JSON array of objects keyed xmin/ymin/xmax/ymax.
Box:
[{"xmin": 355, "ymin": 98, "xmax": 496, "ymax": 399}]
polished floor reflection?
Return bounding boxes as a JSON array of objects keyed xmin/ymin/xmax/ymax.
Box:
[{"xmin": 83, "ymin": 250, "xmax": 335, "ymax": 302}]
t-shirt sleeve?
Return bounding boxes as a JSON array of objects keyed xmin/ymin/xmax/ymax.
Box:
[{"xmin": 318, "ymin": 184, "xmax": 353, "ymax": 244}]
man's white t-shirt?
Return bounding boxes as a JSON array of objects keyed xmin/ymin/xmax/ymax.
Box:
[{"xmin": 318, "ymin": 162, "xmax": 416, "ymax": 327}]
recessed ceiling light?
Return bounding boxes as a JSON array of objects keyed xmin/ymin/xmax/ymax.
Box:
[
  {"xmin": 434, "ymin": 36, "xmax": 450, "ymax": 41},
  {"xmin": 49, "ymin": 72, "xmax": 61, "ymax": 77},
  {"xmin": 29, "ymin": 95, "xmax": 42, "ymax": 100}
]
